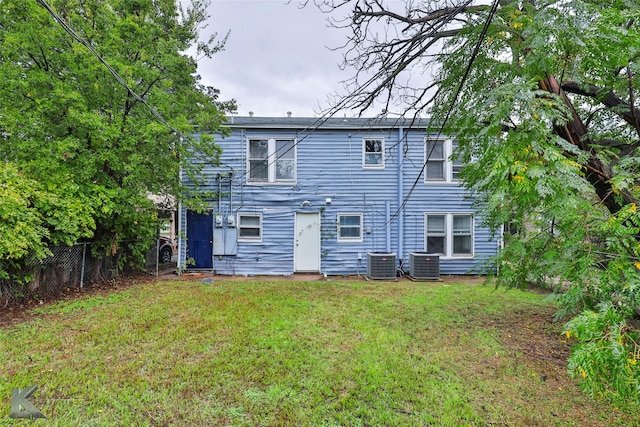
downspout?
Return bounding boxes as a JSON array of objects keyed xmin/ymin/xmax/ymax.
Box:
[
  {"xmin": 217, "ymin": 172, "xmax": 221, "ymax": 210},
  {"xmin": 229, "ymin": 171, "xmax": 233, "ymax": 213},
  {"xmin": 397, "ymin": 127, "xmax": 405, "ymax": 263},
  {"xmin": 177, "ymin": 164, "xmax": 184, "ymax": 275},
  {"xmin": 385, "ymin": 201, "xmax": 391, "ymax": 253}
]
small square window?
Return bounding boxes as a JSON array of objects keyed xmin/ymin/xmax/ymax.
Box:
[
  {"xmin": 338, "ymin": 214, "xmax": 363, "ymax": 242},
  {"xmin": 238, "ymin": 213, "xmax": 262, "ymax": 241},
  {"xmin": 363, "ymin": 138, "xmax": 384, "ymax": 168}
]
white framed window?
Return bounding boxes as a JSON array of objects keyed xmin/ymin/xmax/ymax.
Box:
[
  {"xmin": 424, "ymin": 138, "xmax": 461, "ymax": 182},
  {"xmin": 238, "ymin": 213, "xmax": 262, "ymax": 242},
  {"xmin": 425, "ymin": 214, "xmax": 446, "ymax": 254},
  {"xmin": 425, "ymin": 213, "xmax": 474, "ymax": 257},
  {"xmin": 452, "ymin": 214, "xmax": 473, "ymax": 256},
  {"xmin": 337, "ymin": 213, "xmax": 363, "ymax": 242},
  {"xmin": 362, "ymin": 138, "xmax": 384, "ymax": 168},
  {"xmin": 451, "ymin": 140, "xmax": 462, "ymax": 181},
  {"xmin": 248, "ymin": 138, "xmax": 296, "ymax": 183}
]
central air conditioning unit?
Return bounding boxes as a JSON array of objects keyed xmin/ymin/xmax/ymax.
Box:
[
  {"xmin": 409, "ymin": 252, "xmax": 440, "ymax": 280},
  {"xmin": 367, "ymin": 252, "xmax": 397, "ymax": 280}
]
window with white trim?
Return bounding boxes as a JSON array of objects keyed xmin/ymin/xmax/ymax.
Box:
[
  {"xmin": 363, "ymin": 138, "xmax": 384, "ymax": 168},
  {"xmin": 248, "ymin": 138, "xmax": 296, "ymax": 183},
  {"xmin": 337, "ymin": 214, "xmax": 363, "ymax": 242},
  {"xmin": 452, "ymin": 214, "xmax": 473, "ymax": 255},
  {"xmin": 238, "ymin": 213, "xmax": 262, "ymax": 241},
  {"xmin": 425, "ymin": 138, "xmax": 461, "ymax": 182},
  {"xmin": 425, "ymin": 214, "xmax": 446, "ymax": 254},
  {"xmin": 425, "ymin": 213, "xmax": 474, "ymax": 257},
  {"xmin": 451, "ymin": 140, "xmax": 462, "ymax": 181}
]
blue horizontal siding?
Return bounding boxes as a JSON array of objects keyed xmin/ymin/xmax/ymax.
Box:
[{"xmin": 178, "ymin": 120, "xmax": 499, "ymax": 276}]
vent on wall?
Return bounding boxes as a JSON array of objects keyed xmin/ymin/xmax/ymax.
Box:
[
  {"xmin": 367, "ymin": 252, "xmax": 396, "ymax": 280},
  {"xmin": 409, "ymin": 252, "xmax": 440, "ymax": 280}
]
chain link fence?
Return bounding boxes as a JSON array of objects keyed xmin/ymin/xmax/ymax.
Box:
[{"xmin": 0, "ymin": 238, "xmax": 174, "ymax": 307}]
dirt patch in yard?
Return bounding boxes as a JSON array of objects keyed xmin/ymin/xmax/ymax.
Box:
[
  {"xmin": 488, "ymin": 307, "xmax": 571, "ymax": 367},
  {"xmin": 0, "ymin": 273, "xmax": 155, "ymax": 328}
]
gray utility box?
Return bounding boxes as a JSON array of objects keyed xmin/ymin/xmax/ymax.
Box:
[{"xmin": 213, "ymin": 228, "xmax": 238, "ymax": 256}]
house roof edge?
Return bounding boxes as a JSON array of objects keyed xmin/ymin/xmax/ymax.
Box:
[{"xmin": 224, "ymin": 116, "xmax": 432, "ymax": 130}]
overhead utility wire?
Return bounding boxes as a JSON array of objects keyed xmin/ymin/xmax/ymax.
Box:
[
  {"xmin": 389, "ymin": 0, "xmax": 501, "ymax": 223},
  {"xmin": 37, "ymin": 0, "xmax": 184, "ymax": 139},
  {"xmin": 238, "ymin": 0, "xmax": 473, "ymax": 185}
]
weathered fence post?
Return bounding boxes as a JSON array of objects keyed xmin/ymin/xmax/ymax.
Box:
[{"xmin": 80, "ymin": 242, "xmax": 87, "ymax": 289}]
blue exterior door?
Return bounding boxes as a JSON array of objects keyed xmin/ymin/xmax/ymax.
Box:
[{"xmin": 186, "ymin": 210, "xmax": 213, "ymax": 269}]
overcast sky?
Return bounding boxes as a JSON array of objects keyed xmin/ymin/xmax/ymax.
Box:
[{"xmin": 195, "ymin": 0, "xmax": 355, "ymax": 118}]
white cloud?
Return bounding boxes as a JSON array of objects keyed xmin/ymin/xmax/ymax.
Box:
[{"xmin": 196, "ymin": 0, "xmax": 350, "ymax": 117}]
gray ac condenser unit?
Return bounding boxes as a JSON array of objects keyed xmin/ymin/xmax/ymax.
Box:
[
  {"xmin": 367, "ymin": 252, "xmax": 396, "ymax": 280},
  {"xmin": 409, "ymin": 252, "xmax": 440, "ymax": 280}
]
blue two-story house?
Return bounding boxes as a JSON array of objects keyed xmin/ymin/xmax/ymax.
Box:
[{"xmin": 177, "ymin": 116, "xmax": 500, "ymax": 277}]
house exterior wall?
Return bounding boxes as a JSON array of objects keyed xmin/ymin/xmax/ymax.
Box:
[{"xmin": 178, "ymin": 117, "xmax": 499, "ymax": 276}]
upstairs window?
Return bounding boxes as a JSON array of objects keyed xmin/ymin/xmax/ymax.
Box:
[
  {"xmin": 425, "ymin": 138, "xmax": 461, "ymax": 182},
  {"xmin": 451, "ymin": 140, "xmax": 463, "ymax": 181},
  {"xmin": 248, "ymin": 138, "xmax": 296, "ymax": 183},
  {"xmin": 425, "ymin": 139, "xmax": 445, "ymax": 180},
  {"xmin": 337, "ymin": 214, "xmax": 363, "ymax": 242},
  {"xmin": 249, "ymin": 139, "xmax": 269, "ymax": 181},
  {"xmin": 363, "ymin": 138, "xmax": 384, "ymax": 168}
]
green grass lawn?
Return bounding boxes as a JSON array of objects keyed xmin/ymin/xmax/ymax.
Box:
[{"xmin": 1, "ymin": 277, "xmax": 638, "ymax": 426}]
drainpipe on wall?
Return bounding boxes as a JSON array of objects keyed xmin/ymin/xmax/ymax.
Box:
[
  {"xmin": 397, "ymin": 127, "xmax": 405, "ymax": 263},
  {"xmin": 177, "ymin": 201, "xmax": 183, "ymax": 274},
  {"xmin": 176, "ymin": 155, "xmax": 183, "ymax": 274},
  {"xmin": 385, "ymin": 201, "xmax": 391, "ymax": 253}
]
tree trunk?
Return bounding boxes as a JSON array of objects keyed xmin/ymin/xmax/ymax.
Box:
[{"xmin": 538, "ymin": 75, "xmax": 636, "ymax": 215}]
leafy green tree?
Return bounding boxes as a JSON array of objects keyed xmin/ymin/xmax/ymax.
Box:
[
  {"xmin": 0, "ymin": 0, "xmax": 234, "ymax": 275},
  {"xmin": 320, "ymin": 0, "xmax": 640, "ymax": 401}
]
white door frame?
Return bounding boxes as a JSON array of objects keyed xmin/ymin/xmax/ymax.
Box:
[{"xmin": 294, "ymin": 212, "xmax": 321, "ymax": 272}]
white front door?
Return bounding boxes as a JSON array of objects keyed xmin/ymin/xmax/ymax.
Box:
[{"xmin": 294, "ymin": 212, "xmax": 321, "ymax": 272}]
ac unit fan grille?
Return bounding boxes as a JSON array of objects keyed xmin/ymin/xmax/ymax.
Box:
[
  {"xmin": 409, "ymin": 253, "xmax": 440, "ymax": 280},
  {"xmin": 367, "ymin": 252, "xmax": 396, "ymax": 280}
]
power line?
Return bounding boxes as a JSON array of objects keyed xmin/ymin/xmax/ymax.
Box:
[
  {"xmin": 390, "ymin": 0, "xmax": 501, "ymax": 223},
  {"xmin": 236, "ymin": 0, "xmax": 473, "ymax": 186}
]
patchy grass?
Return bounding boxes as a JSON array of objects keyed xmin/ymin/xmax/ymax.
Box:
[{"xmin": 1, "ymin": 278, "xmax": 638, "ymax": 426}]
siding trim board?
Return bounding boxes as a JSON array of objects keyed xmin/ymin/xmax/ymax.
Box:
[{"xmin": 178, "ymin": 116, "xmax": 499, "ymax": 276}]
